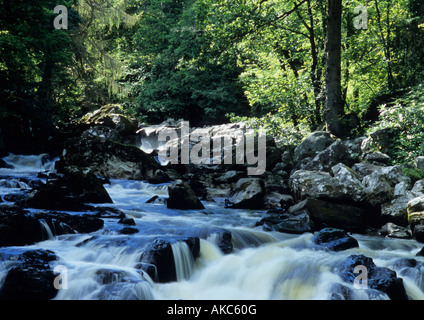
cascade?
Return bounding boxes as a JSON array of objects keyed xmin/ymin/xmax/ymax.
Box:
[{"xmin": 1, "ymin": 154, "xmax": 424, "ymax": 300}]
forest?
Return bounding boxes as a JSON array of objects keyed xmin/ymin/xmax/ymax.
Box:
[{"xmin": 0, "ymin": 0, "xmax": 424, "ymax": 161}]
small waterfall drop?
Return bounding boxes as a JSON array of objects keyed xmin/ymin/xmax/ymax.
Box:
[
  {"xmin": 39, "ymin": 219, "xmax": 55, "ymax": 241},
  {"xmin": 171, "ymin": 242, "xmax": 195, "ymax": 281}
]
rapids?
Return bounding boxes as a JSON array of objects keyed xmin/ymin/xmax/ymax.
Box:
[{"xmin": 1, "ymin": 154, "xmax": 424, "ymax": 300}]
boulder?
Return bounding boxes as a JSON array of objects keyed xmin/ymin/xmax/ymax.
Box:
[
  {"xmin": 0, "ymin": 206, "xmax": 45, "ymax": 247},
  {"xmin": 290, "ymin": 198, "xmax": 366, "ymax": 232},
  {"xmin": 406, "ymin": 195, "xmax": 424, "ymax": 242},
  {"xmin": 289, "ymin": 166, "xmax": 365, "ymax": 204},
  {"xmin": 338, "ymin": 254, "xmax": 408, "ymax": 300},
  {"xmin": 146, "ymin": 170, "xmax": 171, "ymax": 184},
  {"xmin": 312, "ymin": 228, "xmax": 359, "ymax": 251},
  {"xmin": 0, "ymin": 249, "xmax": 58, "ymax": 300},
  {"xmin": 352, "ymin": 162, "xmax": 384, "ymax": 180},
  {"xmin": 23, "ymin": 168, "xmax": 113, "ymax": 211},
  {"xmin": 362, "ymin": 166, "xmax": 411, "ymax": 207},
  {"xmin": 411, "ymin": 179, "xmax": 424, "ymax": 196},
  {"xmin": 379, "ymin": 222, "xmax": 411, "ymax": 239},
  {"xmin": 56, "ymin": 134, "xmax": 159, "ymax": 180},
  {"xmin": 167, "ymin": 180, "xmax": 205, "ymax": 210},
  {"xmin": 302, "ymin": 140, "xmax": 356, "ymax": 172},
  {"xmin": 381, "ymin": 194, "xmax": 414, "ymax": 226},
  {"xmin": 139, "ymin": 237, "xmax": 200, "ymax": 283},
  {"xmin": 293, "ymin": 131, "xmax": 336, "ymax": 163},
  {"xmin": 258, "ymin": 209, "xmax": 313, "ymax": 234},
  {"xmin": 364, "ymin": 152, "xmax": 391, "ymax": 165},
  {"xmin": 227, "ymin": 178, "xmax": 265, "ymax": 209},
  {"xmin": 80, "ymin": 104, "xmax": 138, "ymax": 136},
  {"xmin": 415, "ymin": 156, "xmax": 424, "ymax": 171}
]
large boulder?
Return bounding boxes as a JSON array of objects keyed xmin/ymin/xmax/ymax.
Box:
[
  {"xmin": 0, "ymin": 206, "xmax": 104, "ymax": 247},
  {"xmin": 362, "ymin": 166, "xmax": 411, "ymax": 207},
  {"xmin": 56, "ymin": 134, "xmax": 160, "ymax": 180},
  {"xmin": 257, "ymin": 209, "xmax": 314, "ymax": 234},
  {"xmin": 0, "ymin": 206, "xmax": 44, "ymax": 247},
  {"xmin": 80, "ymin": 104, "xmax": 138, "ymax": 136},
  {"xmin": 289, "ymin": 165, "xmax": 365, "ymax": 204},
  {"xmin": 312, "ymin": 228, "xmax": 359, "ymax": 252},
  {"xmin": 407, "ymin": 195, "xmax": 424, "ymax": 242},
  {"xmin": 337, "ymin": 254, "xmax": 408, "ymax": 300},
  {"xmin": 227, "ymin": 178, "xmax": 265, "ymax": 209},
  {"xmin": 0, "ymin": 249, "xmax": 59, "ymax": 300},
  {"xmin": 167, "ymin": 180, "xmax": 205, "ymax": 210},
  {"xmin": 290, "ymin": 198, "xmax": 366, "ymax": 232},
  {"xmin": 293, "ymin": 131, "xmax": 336, "ymax": 163},
  {"xmin": 381, "ymin": 194, "xmax": 414, "ymax": 226},
  {"xmin": 139, "ymin": 237, "xmax": 200, "ymax": 283},
  {"xmin": 302, "ymin": 140, "xmax": 356, "ymax": 172},
  {"xmin": 23, "ymin": 168, "xmax": 113, "ymax": 211}
]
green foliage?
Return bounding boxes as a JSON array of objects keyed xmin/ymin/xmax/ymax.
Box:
[
  {"xmin": 401, "ymin": 166, "xmax": 424, "ymax": 182},
  {"xmin": 370, "ymin": 84, "xmax": 424, "ymax": 163}
]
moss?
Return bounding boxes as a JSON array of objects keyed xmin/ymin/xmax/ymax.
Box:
[{"xmin": 401, "ymin": 165, "xmax": 424, "ymax": 182}]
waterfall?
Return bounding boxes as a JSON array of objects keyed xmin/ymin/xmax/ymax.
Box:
[
  {"xmin": 171, "ymin": 242, "xmax": 195, "ymax": 281},
  {"xmin": 39, "ymin": 219, "xmax": 55, "ymax": 241}
]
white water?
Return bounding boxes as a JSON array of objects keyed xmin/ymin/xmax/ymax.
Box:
[{"xmin": 1, "ymin": 154, "xmax": 424, "ymax": 300}]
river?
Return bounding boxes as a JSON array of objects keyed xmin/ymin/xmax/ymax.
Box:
[{"xmin": 1, "ymin": 154, "xmax": 424, "ymax": 300}]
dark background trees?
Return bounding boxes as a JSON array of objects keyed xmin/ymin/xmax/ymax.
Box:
[{"xmin": 0, "ymin": 0, "xmax": 423, "ymax": 160}]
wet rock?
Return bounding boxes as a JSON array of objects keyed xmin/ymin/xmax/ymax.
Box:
[
  {"xmin": 0, "ymin": 159, "xmax": 14, "ymax": 169},
  {"xmin": 119, "ymin": 227, "xmax": 139, "ymax": 235},
  {"xmin": 118, "ymin": 217, "xmax": 136, "ymax": 226},
  {"xmin": 290, "ymin": 198, "xmax": 365, "ymax": 232},
  {"xmin": 56, "ymin": 134, "xmax": 159, "ymax": 180},
  {"xmin": 338, "ymin": 254, "xmax": 408, "ymax": 300},
  {"xmin": 22, "ymin": 167, "xmax": 113, "ymax": 211},
  {"xmin": 0, "ymin": 249, "xmax": 58, "ymax": 300},
  {"xmin": 147, "ymin": 170, "xmax": 171, "ymax": 184},
  {"xmin": 312, "ymin": 228, "xmax": 359, "ymax": 251},
  {"xmin": 0, "ymin": 206, "xmax": 44, "ymax": 246},
  {"xmin": 258, "ymin": 209, "xmax": 313, "ymax": 234},
  {"xmin": 227, "ymin": 178, "xmax": 265, "ymax": 209},
  {"xmin": 167, "ymin": 180, "xmax": 205, "ymax": 210},
  {"xmin": 379, "ymin": 222, "xmax": 411, "ymax": 239},
  {"xmin": 139, "ymin": 237, "xmax": 200, "ymax": 283}
]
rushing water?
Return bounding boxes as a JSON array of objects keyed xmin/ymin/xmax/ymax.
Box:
[{"xmin": 1, "ymin": 154, "xmax": 424, "ymax": 300}]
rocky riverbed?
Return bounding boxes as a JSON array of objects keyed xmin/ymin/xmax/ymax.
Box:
[{"xmin": 1, "ymin": 105, "xmax": 424, "ymax": 300}]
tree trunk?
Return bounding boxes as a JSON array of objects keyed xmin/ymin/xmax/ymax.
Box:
[{"xmin": 324, "ymin": 0, "xmax": 344, "ymax": 137}]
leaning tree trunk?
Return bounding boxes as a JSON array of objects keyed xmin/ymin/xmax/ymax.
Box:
[{"xmin": 324, "ymin": 0, "xmax": 344, "ymax": 137}]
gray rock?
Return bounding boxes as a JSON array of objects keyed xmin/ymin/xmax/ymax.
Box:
[
  {"xmin": 379, "ymin": 222, "xmax": 411, "ymax": 239},
  {"xmin": 415, "ymin": 156, "xmax": 424, "ymax": 171},
  {"xmin": 290, "ymin": 198, "xmax": 366, "ymax": 231},
  {"xmin": 293, "ymin": 131, "xmax": 336, "ymax": 163},
  {"xmin": 301, "ymin": 140, "xmax": 356, "ymax": 172},
  {"xmin": 289, "ymin": 166, "xmax": 365, "ymax": 203},
  {"xmin": 381, "ymin": 194, "xmax": 414, "ymax": 226},
  {"xmin": 167, "ymin": 180, "xmax": 205, "ymax": 210},
  {"xmin": 228, "ymin": 178, "xmax": 265, "ymax": 209},
  {"xmin": 362, "ymin": 166, "xmax": 411, "ymax": 207},
  {"xmin": 352, "ymin": 162, "xmax": 384, "ymax": 180}
]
